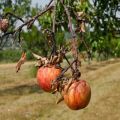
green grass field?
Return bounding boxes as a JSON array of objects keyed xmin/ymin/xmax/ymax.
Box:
[{"xmin": 0, "ymin": 60, "xmax": 120, "ymax": 120}]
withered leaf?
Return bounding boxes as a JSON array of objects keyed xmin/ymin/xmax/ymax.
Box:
[
  {"xmin": 16, "ymin": 52, "xmax": 26, "ymax": 72},
  {"xmin": 80, "ymin": 22, "xmax": 85, "ymax": 32}
]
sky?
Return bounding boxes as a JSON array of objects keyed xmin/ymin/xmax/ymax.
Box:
[
  {"xmin": 11, "ymin": 0, "xmax": 50, "ymax": 8},
  {"xmin": 31, "ymin": 0, "xmax": 50, "ymax": 7}
]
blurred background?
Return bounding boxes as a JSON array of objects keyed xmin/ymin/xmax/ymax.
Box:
[
  {"xmin": 0, "ymin": 0, "xmax": 120, "ymax": 62},
  {"xmin": 0, "ymin": 0, "xmax": 120, "ymax": 120}
]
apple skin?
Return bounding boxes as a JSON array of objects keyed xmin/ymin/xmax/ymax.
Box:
[
  {"xmin": 62, "ymin": 80, "xmax": 91, "ymax": 110},
  {"xmin": 37, "ymin": 65, "xmax": 61, "ymax": 92}
]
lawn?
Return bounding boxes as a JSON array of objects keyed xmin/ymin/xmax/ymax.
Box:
[{"xmin": 0, "ymin": 60, "xmax": 120, "ymax": 120}]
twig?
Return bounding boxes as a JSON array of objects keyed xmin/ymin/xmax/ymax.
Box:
[
  {"xmin": 55, "ymin": 21, "xmax": 65, "ymax": 25},
  {"xmin": 56, "ymin": 96, "xmax": 64, "ymax": 104},
  {"xmin": 51, "ymin": 59, "xmax": 77, "ymax": 93},
  {"xmin": 46, "ymin": 0, "xmax": 54, "ymax": 8},
  {"xmin": 18, "ymin": 29, "xmax": 22, "ymax": 43},
  {"xmin": 59, "ymin": 0, "xmax": 78, "ymax": 70},
  {"xmin": 52, "ymin": 0, "xmax": 56, "ymax": 33},
  {"xmin": 59, "ymin": 0, "xmax": 76, "ymax": 38},
  {"xmin": 1, "ymin": 5, "xmax": 54, "ymax": 40},
  {"xmin": 56, "ymin": 59, "xmax": 77, "ymax": 81},
  {"xmin": 51, "ymin": 0, "xmax": 57, "ymax": 55},
  {"xmin": 80, "ymin": 33, "xmax": 91, "ymax": 59},
  {"xmin": 5, "ymin": 12, "xmax": 24, "ymax": 23},
  {"xmin": 64, "ymin": 55, "xmax": 74, "ymax": 72},
  {"xmin": 30, "ymin": 5, "xmax": 54, "ymax": 25}
]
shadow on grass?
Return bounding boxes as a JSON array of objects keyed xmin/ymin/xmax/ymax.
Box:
[
  {"xmin": 0, "ymin": 84, "xmax": 43, "ymax": 96},
  {"xmin": 86, "ymin": 63, "xmax": 106, "ymax": 71},
  {"xmin": 87, "ymin": 59, "xmax": 120, "ymax": 71}
]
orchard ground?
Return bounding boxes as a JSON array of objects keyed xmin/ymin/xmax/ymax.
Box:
[{"xmin": 0, "ymin": 59, "xmax": 120, "ymax": 120}]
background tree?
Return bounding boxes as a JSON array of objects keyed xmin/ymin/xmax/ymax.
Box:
[
  {"xmin": 0, "ymin": 0, "xmax": 120, "ymax": 62},
  {"xmin": 87, "ymin": 0, "xmax": 120, "ymax": 59}
]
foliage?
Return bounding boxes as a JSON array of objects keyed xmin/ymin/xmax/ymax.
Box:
[
  {"xmin": 0, "ymin": 0, "xmax": 120, "ymax": 61},
  {"xmin": 29, "ymin": 64, "xmax": 38, "ymax": 78},
  {"xmin": 0, "ymin": 49, "xmax": 35, "ymax": 62},
  {"xmin": 86, "ymin": 0, "xmax": 120, "ymax": 58},
  {"xmin": 0, "ymin": 0, "xmax": 31, "ymax": 29},
  {"xmin": 0, "ymin": 49, "xmax": 21, "ymax": 62},
  {"xmin": 22, "ymin": 26, "xmax": 49, "ymax": 56}
]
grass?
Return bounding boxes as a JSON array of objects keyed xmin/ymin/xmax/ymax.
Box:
[{"xmin": 0, "ymin": 59, "xmax": 120, "ymax": 120}]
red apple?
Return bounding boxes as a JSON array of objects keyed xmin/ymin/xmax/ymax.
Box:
[
  {"xmin": 37, "ymin": 65, "xmax": 61, "ymax": 92},
  {"xmin": 62, "ymin": 80, "xmax": 91, "ymax": 110}
]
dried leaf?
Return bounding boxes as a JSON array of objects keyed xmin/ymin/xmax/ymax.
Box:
[
  {"xmin": 35, "ymin": 60, "xmax": 42, "ymax": 67},
  {"xmin": 80, "ymin": 22, "xmax": 85, "ymax": 32},
  {"xmin": 32, "ymin": 52, "xmax": 47, "ymax": 61},
  {"xmin": 49, "ymin": 55, "xmax": 53, "ymax": 63},
  {"xmin": 51, "ymin": 55, "xmax": 58, "ymax": 64},
  {"xmin": 32, "ymin": 52, "xmax": 42, "ymax": 60},
  {"xmin": 65, "ymin": 78, "xmax": 73, "ymax": 93},
  {"xmin": 32, "ymin": 52, "xmax": 49, "ymax": 66},
  {"xmin": 56, "ymin": 53, "xmax": 63, "ymax": 63},
  {"xmin": 56, "ymin": 96, "xmax": 64, "ymax": 104},
  {"xmin": 77, "ymin": 12, "xmax": 84, "ymax": 17},
  {"xmin": 77, "ymin": 12, "xmax": 85, "ymax": 21},
  {"xmin": 16, "ymin": 52, "xmax": 26, "ymax": 72},
  {"xmin": 0, "ymin": 19, "xmax": 9, "ymax": 32}
]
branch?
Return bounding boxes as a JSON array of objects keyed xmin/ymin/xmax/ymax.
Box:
[
  {"xmin": 55, "ymin": 21, "xmax": 65, "ymax": 25},
  {"xmin": 29, "ymin": 0, "xmax": 54, "ymax": 27},
  {"xmin": 59, "ymin": 0, "xmax": 76, "ymax": 38},
  {"xmin": 46, "ymin": 0, "xmax": 54, "ymax": 8},
  {"xmin": 51, "ymin": 0, "xmax": 57, "ymax": 55},
  {"xmin": 5, "ymin": 12, "xmax": 24, "ymax": 23},
  {"xmin": 59, "ymin": 0, "xmax": 78, "ymax": 68},
  {"xmin": 1, "ymin": 5, "xmax": 54, "ymax": 43},
  {"xmin": 17, "ymin": 5, "xmax": 54, "ymax": 31},
  {"xmin": 52, "ymin": 1, "xmax": 56, "ymax": 33},
  {"xmin": 18, "ymin": 29, "xmax": 22, "ymax": 43},
  {"xmin": 57, "ymin": 59, "xmax": 77, "ymax": 80},
  {"xmin": 64, "ymin": 54, "xmax": 75, "ymax": 72},
  {"xmin": 80, "ymin": 32, "xmax": 91, "ymax": 53}
]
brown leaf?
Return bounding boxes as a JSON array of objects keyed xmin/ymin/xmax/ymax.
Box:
[
  {"xmin": 65, "ymin": 78, "xmax": 73, "ymax": 93},
  {"xmin": 35, "ymin": 60, "xmax": 42, "ymax": 67},
  {"xmin": 16, "ymin": 52, "xmax": 26, "ymax": 72},
  {"xmin": 0, "ymin": 19, "xmax": 9, "ymax": 32},
  {"xmin": 77, "ymin": 12, "xmax": 85, "ymax": 20},
  {"xmin": 56, "ymin": 96, "xmax": 64, "ymax": 104},
  {"xmin": 32, "ymin": 52, "xmax": 42, "ymax": 60},
  {"xmin": 51, "ymin": 55, "xmax": 58, "ymax": 64},
  {"xmin": 77, "ymin": 12, "xmax": 84, "ymax": 17},
  {"xmin": 32, "ymin": 52, "xmax": 47, "ymax": 61},
  {"xmin": 80, "ymin": 22, "xmax": 85, "ymax": 32}
]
